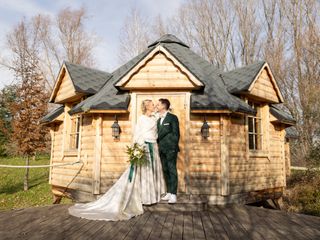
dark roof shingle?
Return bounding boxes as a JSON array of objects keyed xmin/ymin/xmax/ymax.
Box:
[
  {"xmin": 270, "ymin": 105, "xmax": 296, "ymax": 125},
  {"xmin": 67, "ymin": 35, "xmax": 287, "ymax": 117},
  {"xmin": 64, "ymin": 62, "xmax": 111, "ymax": 94},
  {"xmin": 68, "ymin": 47, "xmax": 155, "ymax": 114},
  {"xmin": 40, "ymin": 105, "xmax": 64, "ymax": 124},
  {"xmin": 222, "ymin": 61, "xmax": 266, "ymax": 93}
]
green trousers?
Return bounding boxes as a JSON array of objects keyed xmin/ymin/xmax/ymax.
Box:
[{"xmin": 160, "ymin": 150, "xmax": 178, "ymax": 194}]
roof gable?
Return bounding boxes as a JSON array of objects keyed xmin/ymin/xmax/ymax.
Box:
[
  {"xmin": 115, "ymin": 45, "xmax": 204, "ymax": 90},
  {"xmin": 222, "ymin": 62, "xmax": 284, "ymax": 103},
  {"xmin": 50, "ymin": 66, "xmax": 80, "ymax": 103},
  {"xmin": 49, "ymin": 62, "xmax": 111, "ymax": 103},
  {"xmin": 248, "ymin": 64, "xmax": 284, "ymax": 103}
]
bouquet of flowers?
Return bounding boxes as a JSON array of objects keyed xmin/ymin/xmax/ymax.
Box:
[
  {"xmin": 126, "ymin": 143, "xmax": 149, "ymax": 182},
  {"xmin": 126, "ymin": 143, "xmax": 148, "ymax": 166}
]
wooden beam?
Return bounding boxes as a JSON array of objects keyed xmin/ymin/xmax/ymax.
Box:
[
  {"xmin": 191, "ymin": 110, "xmax": 232, "ymax": 114},
  {"xmin": 86, "ymin": 110, "xmax": 129, "ymax": 114},
  {"xmin": 93, "ymin": 114, "xmax": 103, "ymax": 194},
  {"xmin": 49, "ymin": 65, "xmax": 66, "ymax": 102},
  {"xmin": 185, "ymin": 92, "xmax": 191, "ymax": 194},
  {"xmin": 49, "ymin": 128, "xmax": 55, "ymax": 184},
  {"xmin": 220, "ymin": 114, "xmax": 230, "ymax": 196},
  {"xmin": 281, "ymin": 127, "xmax": 286, "ymax": 187}
]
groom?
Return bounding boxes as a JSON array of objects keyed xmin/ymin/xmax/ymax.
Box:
[{"xmin": 156, "ymin": 98, "xmax": 180, "ymax": 204}]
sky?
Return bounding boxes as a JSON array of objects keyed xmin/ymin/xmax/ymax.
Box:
[{"xmin": 0, "ymin": 0, "xmax": 183, "ymax": 89}]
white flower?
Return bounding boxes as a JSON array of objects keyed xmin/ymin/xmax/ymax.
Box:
[{"xmin": 133, "ymin": 149, "xmax": 140, "ymax": 156}]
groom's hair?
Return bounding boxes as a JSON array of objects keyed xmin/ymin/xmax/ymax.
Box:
[{"xmin": 159, "ymin": 98, "xmax": 170, "ymax": 110}]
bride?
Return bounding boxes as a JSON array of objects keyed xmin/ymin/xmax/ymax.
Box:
[{"xmin": 68, "ymin": 99, "xmax": 166, "ymax": 221}]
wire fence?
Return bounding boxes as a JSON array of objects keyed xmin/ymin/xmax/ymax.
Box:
[{"xmin": 0, "ymin": 160, "xmax": 83, "ymax": 168}]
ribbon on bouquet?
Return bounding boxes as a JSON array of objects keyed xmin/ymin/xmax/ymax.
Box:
[
  {"xmin": 128, "ymin": 163, "xmax": 135, "ymax": 182},
  {"xmin": 145, "ymin": 141, "xmax": 154, "ymax": 173},
  {"xmin": 128, "ymin": 142, "xmax": 154, "ymax": 182}
]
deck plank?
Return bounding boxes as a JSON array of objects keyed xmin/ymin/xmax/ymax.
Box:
[
  {"xmin": 223, "ymin": 205, "xmax": 271, "ymax": 240},
  {"xmin": 246, "ymin": 206, "xmax": 292, "ymax": 239},
  {"xmin": 217, "ymin": 206, "xmax": 250, "ymax": 240},
  {"xmin": 249, "ymin": 206, "xmax": 317, "ymax": 240},
  {"xmin": 148, "ymin": 212, "xmax": 167, "ymax": 240},
  {"xmin": 200, "ymin": 211, "xmax": 217, "ymax": 240},
  {"xmin": 124, "ymin": 211, "xmax": 151, "ymax": 240},
  {"xmin": 135, "ymin": 211, "xmax": 157, "ymax": 240},
  {"xmin": 159, "ymin": 211, "xmax": 175, "ymax": 239},
  {"xmin": 192, "ymin": 211, "xmax": 206, "ymax": 240},
  {"xmin": 171, "ymin": 213, "xmax": 184, "ymax": 240},
  {"xmin": 1, "ymin": 204, "xmax": 320, "ymax": 240},
  {"xmin": 183, "ymin": 212, "xmax": 194, "ymax": 240}
]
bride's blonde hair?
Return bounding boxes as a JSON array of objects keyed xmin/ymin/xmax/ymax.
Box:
[{"xmin": 141, "ymin": 99, "xmax": 152, "ymax": 114}]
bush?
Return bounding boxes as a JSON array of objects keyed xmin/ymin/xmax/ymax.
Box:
[
  {"xmin": 283, "ymin": 170, "xmax": 320, "ymax": 216},
  {"xmin": 307, "ymin": 143, "xmax": 320, "ymax": 168}
]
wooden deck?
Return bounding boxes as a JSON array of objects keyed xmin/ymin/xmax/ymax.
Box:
[{"xmin": 0, "ymin": 204, "xmax": 319, "ymax": 240}]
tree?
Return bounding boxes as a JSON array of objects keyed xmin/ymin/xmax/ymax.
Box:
[
  {"xmin": 167, "ymin": 0, "xmax": 320, "ymax": 166},
  {"xmin": 118, "ymin": 7, "xmax": 151, "ymax": 64},
  {"xmin": 34, "ymin": 7, "xmax": 96, "ymax": 90},
  {"xmin": 7, "ymin": 21, "xmax": 49, "ymax": 190},
  {"xmin": 0, "ymin": 85, "xmax": 17, "ymax": 156}
]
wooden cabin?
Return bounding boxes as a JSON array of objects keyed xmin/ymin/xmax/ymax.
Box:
[{"xmin": 41, "ymin": 34, "xmax": 296, "ymax": 204}]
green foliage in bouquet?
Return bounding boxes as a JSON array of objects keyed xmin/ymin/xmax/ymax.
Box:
[{"xmin": 126, "ymin": 143, "xmax": 149, "ymax": 166}]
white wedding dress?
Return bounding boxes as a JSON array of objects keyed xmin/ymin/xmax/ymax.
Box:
[{"xmin": 68, "ymin": 114, "xmax": 166, "ymax": 221}]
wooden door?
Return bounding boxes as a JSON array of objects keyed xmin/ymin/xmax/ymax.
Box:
[{"xmin": 135, "ymin": 93, "xmax": 187, "ymax": 193}]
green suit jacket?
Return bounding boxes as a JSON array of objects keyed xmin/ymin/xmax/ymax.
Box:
[{"xmin": 157, "ymin": 112, "xmax": 180, "ymax": 153}]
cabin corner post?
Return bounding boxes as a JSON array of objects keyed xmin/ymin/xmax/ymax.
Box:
[
  {"xmin": 220, "ymin": 114, "xmax": 230, "ymax": 196},
  {"xmin": 93, "ymin": 114, "xmax": 103, "ymax": 194},
  {"xmin": 49, "ymin": 127, "xmax": 55, "ymax": 184},
  {"xmin": 184, "ymin": 92, "xmax": 191, "ymax": 194},
  {"xmin": 281, "ymin": 126, "xmax": 286, "ymax": 187}
]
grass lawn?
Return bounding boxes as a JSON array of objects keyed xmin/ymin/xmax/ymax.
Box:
[{"xmin": 0, "ymin": 155, "xmax": 71, "ymax": 210}]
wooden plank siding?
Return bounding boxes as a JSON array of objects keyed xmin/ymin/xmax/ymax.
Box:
[
  {"xmin": 100, "ymin": 113, "xmax": 132, "ymax": 193},
  {"xmin": 188, "ymin": 114, "xmax": 221, "ymax": 194},
  {"xmin": 248, "ymin": 69, "xmax": 280, "ymax": 103},
  {"xmin": 50, "ymin": 114, "xmax": 94, "ymax": 193},
  {"xmin": 228, "ymin": 105, "xmax": 286, "ymax": 194},
  {"xmin": 54, "ymin": 69, "xmax": 83, "ymax": 103},
  {"xmin": 123, "ymin": 52, "xmax": 197, "ymax": 90}
]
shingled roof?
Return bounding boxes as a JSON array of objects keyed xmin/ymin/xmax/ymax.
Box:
[
  {"xmin": 68, "ymin": 47, "xmax": 155, "ymax": 114},
  {"xmin": 49, "ymin": 62, "xmax": 111, "ymax": 103},
  {"xmin": 40, "ymin": 105, "xmax": 64, "ymax": 124},
  {"xmin": 69, "ymin": 34, "xmax": 256, "ymax": 115},
  {"xmin": 270, "ymin": 105, "xmax": 296, "ymax": 125},
  {"xmin": 221, "ymin": 61, "xmax": 266, "ymax": 93}
]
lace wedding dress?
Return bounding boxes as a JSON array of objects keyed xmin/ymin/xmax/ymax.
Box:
[{"xmin": 68, "ymin": 114, "xmax": 166, "ymax": 221}]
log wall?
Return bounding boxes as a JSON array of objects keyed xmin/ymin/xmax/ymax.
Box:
[
  {"xmin": 50, "ymin": 114, "xmax": 94, "ymax": 193},
  {"xmin": 187, "ymin": 114, "xmax": 221, "ymax": 194},
  {"xmin": 228, "ymin": 105, "xmax": 286, "ymax": 194},
  {"xmin": 100, "ymin": 114, "xmax": 132, "ymax": 193}
]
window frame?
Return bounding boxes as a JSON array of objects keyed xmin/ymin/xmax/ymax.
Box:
[
  {"xmin": 247, "ymin": 101, "xmax": 263, "ymax": 151},
  {"xmin": 69, "ymin": 114, "xmax": 81, "ymax": 150}
]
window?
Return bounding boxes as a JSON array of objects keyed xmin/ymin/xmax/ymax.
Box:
[
  {"xmin": 248, "ymin": 101, "xmax": 262, "ymax": 150},
  {"xmin": 69, "ymin": 115, "xmax": 80, "ymax": 149}
]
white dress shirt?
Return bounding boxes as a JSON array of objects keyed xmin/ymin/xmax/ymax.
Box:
[{"xmin": 160, "ymin": 111, "xmax": 168, "ymax": 125}]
